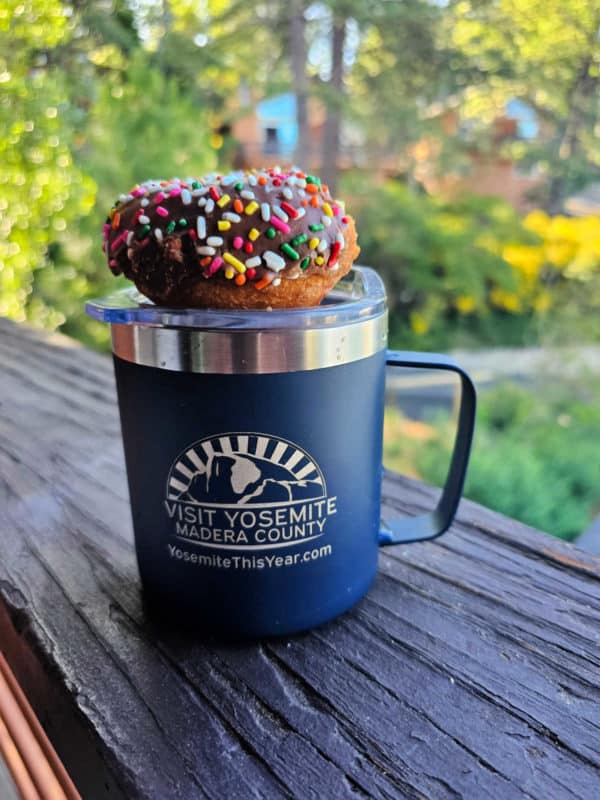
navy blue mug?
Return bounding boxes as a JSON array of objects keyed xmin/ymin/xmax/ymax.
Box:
[{"xmin": 87, "ymin": 268, "xmax": 475, "ymax": 638}]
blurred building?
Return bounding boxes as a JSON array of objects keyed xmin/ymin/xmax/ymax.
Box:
[
  {"xmin": 415, "ymin": 99, "xmax": 545, "ymax": 212},
  {"xmin": 229, "ymin": 92, "xmax": 546, "ymax": 211},
  {"xmin": 230, "ymin": 92, "xmax": 397, "ymax": 174}
]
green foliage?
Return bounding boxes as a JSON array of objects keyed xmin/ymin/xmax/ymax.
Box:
[
  {"xmin": 351, "ymin": 178, "xmax": 530, "ymax": 348},
  {"xmin": 0, "ymin": 0, "xmax": 96, "ymax": 326},
  {"xmin": 400, "ymin": 380, "xmax": 600, "ymax": 540}
]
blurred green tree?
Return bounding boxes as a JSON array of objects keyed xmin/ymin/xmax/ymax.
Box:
[
  {"xmin": 448, "ymin": 0, "xmax": 600, "ymax": 208},
  {"xmin": 0, "ymin": 0, "xmax": 96, "ymax": 326}
]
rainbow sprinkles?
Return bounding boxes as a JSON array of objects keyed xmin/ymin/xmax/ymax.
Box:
[{"xmin": 103, "ymin": 167, "xmax": 351, "ymax": 296}]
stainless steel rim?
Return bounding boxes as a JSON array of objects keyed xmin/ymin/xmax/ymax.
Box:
[{"xmin": 111, "ymin": 314, "xmax": 387, "ymax": 374}]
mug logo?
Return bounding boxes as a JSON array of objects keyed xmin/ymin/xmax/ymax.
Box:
[{"xmin": 164, "ymin": 433, "xmax": 337, "ymax": 551}]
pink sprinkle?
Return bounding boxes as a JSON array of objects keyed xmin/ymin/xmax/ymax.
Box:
[
  {"xmin": 169, "ymin": 187, "xmax": 181, "ymax": 197},
  {"xmin": 332, "ymin": 205, "xmax": 341, "ymax": 216},
  {"xmin": 233, "ymin": 236, "xmax": 243, "ymax": 249},
  {"xmin": 205, "ymin": 256, "xmax": 223, "ymax": 277},
  {"xmin": 154, "ymin": 192, "xmax": 165, "ymax": 202},
  {"xmin": 110, "ymin": 230, "xmax": 129, "ymax": 252},
  {"xmin": 270, "ymin": 215, "xmax": 291, "ymax": 235},
  {"xmin": 156, "ymin": 206, "xmax": 169, "ymax": 217},
  {"xmin": 131, "ymin": 188, "xmax": 145, "ymax": 197},
  {"xmin": 103, "ymin": 223, "xmax": 110, "ymax": 235},
  {"xmin": 109, "ymin": 259, "xmax": 118, "ymax": 267}
]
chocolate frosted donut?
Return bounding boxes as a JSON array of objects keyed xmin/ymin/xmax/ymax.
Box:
[{"xmin": 103, "ymin": 168, "xmax": 360, "ymax": 308}]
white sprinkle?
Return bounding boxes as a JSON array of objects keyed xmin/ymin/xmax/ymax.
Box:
[
  {"xmin": 197, "ymin": 216, "xmax": 206, "ymax": 239},
  {"xmin": 138, "ymin": 215, "xmax": 150, "ymax": 225},
  {"xmin": 261, "ymin": 203, "xmax": 271, "ymax": 222},
  {"xmin": 286, "ymin": 176, "xmax": 297, "ymax": 186},
  {"xmin": 119, "ymin": 193, "xmax": 131, "ymax": 202},
  {"xmin": 282, "ymin": 187, "xmax": 293, "ymax": 200},
  {"xmin": 245, "ymin": 256, "xmax": 261, "ymax": 268},
  {"xmin": 220, "ymin": 174, "xmax": 237, "ymax": 186},
  {"xmin": 223, "ymin": 212, "xmax": 241, "ymax": 223},
  {"xmin": 126, "ymin": 231, "xmax": 134, "ymax": 246},
  {"xmin": 273, "ymin": 205, "xmax": 288, "ymax": 222},
  {"xmin": 197, "ymin": 246, "xmax": 215, "ymax": 256},
  {"xmin": 207, "ymin": 236, "xmax": 223, "ymax": 246},
  {"xmin": 205, "ymin": 198, "xmax": 215, "ymax": 214},
  {"xmin": 329, "ymin": 263, "xmax": 339, "ymax": 271},
  {"xmin": 296, "ymin": 179, "xmax": 307, "ymax": 188},
  {"xmin": 195, "ymin": 187, "xmax": 210, "ymax": 196},
  {"xmin": 154, "ymin": 228, "xmax": 163, "ymax": 242},
  {"xmin": 241, "ymin": 190, "xmax": 255, "ymax": 200},
  {"xmin": 295, "ymin": 207, "xmax": 306, "ymax": 220},
  {"xmin": 298, "ymin": 189, "xmax": 306, "ymax": 198},
  {"xmin": 322, "ymin": 215, "xmax": 332, "ymax": 227},
  {"xmin": 140, "ymin": 198, "xmax": 149, "ymax": 207},
  {"xmin": 272, "ymin": 277, "xmax": 282, "ymax": 286},
  {"xmin": 248, "ymin": 174, "xmax": 257, "ymax": 186},
  {"xmin": 127, "ymin": 248, "xmax": 134, "ymax": 259},
  {"xmin": 336, "ymin": 232, "xmax": 345, "ymax": 247},
  {"xmin": 197, "ymin": 197, "xmax": 207, "ymax": 207},
  {"xmin": 318, "ymin": 239, "xmax": 328, "ymax": 253},
  {"xmin": 263, "ymin": 251, "xmax": 286, "ymax": 272},
  {"xmin": 273, "ymin": 165, "xmax": 281, "ymax": 174},
  {"xmin": 181, "ymin": 189, "xmax": 192, "ymax": 205}
]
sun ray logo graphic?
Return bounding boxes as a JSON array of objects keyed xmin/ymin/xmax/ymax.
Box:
[{"xmin": 166, "ymin": 433, "xmax": 327, "ymax": 506}]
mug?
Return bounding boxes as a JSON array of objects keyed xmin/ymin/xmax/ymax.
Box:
[{"xmin": 87, "ymin": 267, "xmax": 476, "ymax": 637}]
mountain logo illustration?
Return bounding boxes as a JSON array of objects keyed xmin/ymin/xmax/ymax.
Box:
[{"xmin": 166, "ymin": 433, "xmax": 326, "ymax": 506}]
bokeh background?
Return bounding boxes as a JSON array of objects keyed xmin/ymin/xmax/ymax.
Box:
[{"xmin": 2, "ymin": 0, "xmax": 599, "ymax": 541}]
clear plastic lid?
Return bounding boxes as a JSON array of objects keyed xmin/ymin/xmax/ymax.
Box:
[{"xmin": 85, "ymin": 266, "xmax": 386, "ymax": 330}]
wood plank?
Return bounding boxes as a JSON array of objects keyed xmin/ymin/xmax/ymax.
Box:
[{"xmin": 1, "ymin": 317, "xmax": 600, "ymax": 799}]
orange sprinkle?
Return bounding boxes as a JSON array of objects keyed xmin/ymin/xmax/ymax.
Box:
[
  {"xmin": 306, "ymin": 184, "xmax": 319, "ymax": 194},
  {"xmin": 233, "ymin": 198, "xmax": 244, "ymax": 214},
  {"xmin": 160, "ymin": 180, "xmax": 168, "ymax": 186},
  {"xmin": 111, "ymin": 212, "xmax": 121, "ymax": 229},
  {"xmin": 258, "ymin": 176, "xmax": 268, "ymax": 185},
  {"xmin": 255, "ymin": 277, "xmax": 271, "ymax": 290},
  {"xmin": 296, "ymin": 171, "xmax": 306, "ymax": 178},
  {"xmin": 311, "ymin": 195, "xmax": 319, "ymax": 207},
  {"xmin": 301, "ymin": 199, "xmax": 308, "ymax": 207},
  {"xmin": 321, "ymin": 185, "xmax": 329, "ymax": 193},
  {"xmin": 200, "ymin": 256, "xmax": 212, "ymax": 266},
  {"xmin": 235, "ymin": 273, "xmax": 246, "ymax": 286}
]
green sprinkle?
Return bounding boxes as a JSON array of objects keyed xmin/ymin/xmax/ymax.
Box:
[
  {"xmin": 178, "ymin": 218, "xmax": 187, "ymax": 227},
  {"xmin": 191, "ymin": 181, "xmax": 200, "ymax": 189},
  {"xmin": 300, "ymin": 256, "xmax": 310, "ymax": 270},
  {"xmin": 306, "ymin": 175, "xmax": 321, "ymax": 186},
  {"xmin": 234, "ymin": 182, "xmax": 244, "ymax": 191},
  {"xmin": 266, "ymin": 227, "xmax": 276, "ymax": 239},
  {"xmin": 291, "ymin": 234, "xmax": 308, "ymax": 247},
  {"xmin": 165, "ymin": 221, "xmax": 176, "ymax": 234},
  {"xmin": 137, "ymin": 224, "xmax": 151, "ymax": 239},
  {"xmin": 281, "ymin": 243, "xmax": 300, "ymax": 260},
  {"xmin": 309, "ymin": 223, "xmax": 324, "ymax": 231}
]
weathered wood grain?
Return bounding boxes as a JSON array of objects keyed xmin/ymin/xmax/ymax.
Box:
[{"xmin": 1, "ymin": 317, "xmax": 599, "ymax": 800}]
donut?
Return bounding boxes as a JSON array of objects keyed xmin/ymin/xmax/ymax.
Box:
[{"xmin": 102, "ymin": 168, "xmax": 359, "ymax": 308}]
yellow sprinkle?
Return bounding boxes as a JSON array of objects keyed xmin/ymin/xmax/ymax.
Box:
[
  {"xmin": 218, "ymin": 220, "xmax": 231, "ymax": 231},
  {"xmin": 109, "ymin": 208, "xmax": 115, "ymax": 219},
  {"xmin": 309, "ymin": 237, "xmax": 319, "ymax": 250},
  {"xmin": 315, "ymin": 256, "xmax": 324, "ymax": 265},
  {"xmin": 322, "ymin": 202, "xmax": 333, "ymax": 217},
  {"xmin": 245, "ymin": 201, "xmax": 259, "ymax": 215},
  {"xmin": 223, "ymin": 252, "xmax": 246, "ymax": 273},
  {"xmin": 248, "ymin": 227, "xmax": 260, "ymax": 241},
  {"xmin": 217, "ymin": 194, "xmax": 231, "ymax": 208},
  {"xmin": 224, "ymin": 267, "xmax": 235, "ymax": 279}
]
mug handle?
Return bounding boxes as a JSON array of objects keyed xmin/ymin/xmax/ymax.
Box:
[{"xmin": 379, "ymin": 350, "xmax": 476, "ymax": 546}]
